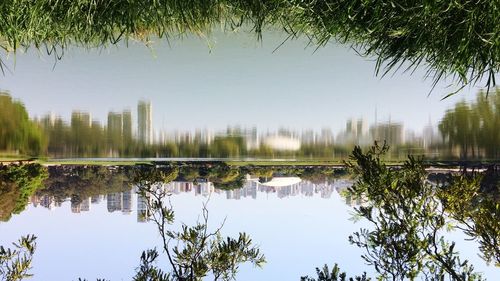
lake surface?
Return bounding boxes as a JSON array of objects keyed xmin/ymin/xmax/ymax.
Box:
[{"xmin": 1, "ymin": 165, "xmax": 498, "ymax": 280}]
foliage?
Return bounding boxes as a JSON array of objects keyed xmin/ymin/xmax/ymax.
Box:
[
  {"xmin": 301, "ymin": 263, "xmax": 370, "ymax": 281},
  {"xmin": 0, "ymin": 163, "xmax": 48, "ymax": 221},
  {"xmin": 37, "ymin": 165, "xmax": 132, "ymax": 206},
  {"xmin": 207, "ymin": 165, "xmax": 245, "ymax": 190},
  {"xmin": 345, "ymin": 143, "xmax": 484, "ymax": 280},
  {"xmin": 0, "ymin": 92, "xmax": 45, "ymax": 155},
  {"xmin": 439, "ymin": 90, "xmax": 500, "ymax": 159},
  {"xmin": 0, "ymin": 235, "xmax": 36, "ymax": 281},
  {"xmin": 133, "ymin": 168, "xmax": 265, "ymax": 280},
  {"xmin": 438, "ymin": 172, "xmax": 500, "ymax": 266},
  {"xmin": 0, "ymin": 1, "xmax": 498, "ymax": 91},
  {"xmin": 133, "ymin": 165, "xmax": 179, "ymax": 186},
  {"xmin": 282, "ymin": 0, "xmax": 499, "ymax": 93}
]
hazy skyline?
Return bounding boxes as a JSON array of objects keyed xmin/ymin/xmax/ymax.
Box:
[{"xmin": 0, "ymin": 30, "xmax": 483, "ymax": 133}]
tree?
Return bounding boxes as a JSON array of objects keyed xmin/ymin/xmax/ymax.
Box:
[
  {"xmin": 0, "ymin": 92, "xmax": 46, "ymax": 156},
  {"xmin": 344, "ymin": 143, "xmax": 484, "ymax": 280},
  {"xmin": 301, "ymin": 263, "xmax": 370, "ymax": 281},
  {"xmin": 0, "ymin": 163, "xmax": 48, "ymax": 222},
  {"xmin": 439, "ymin": 89, "xmax": 500, "ymax": 159},
  {"xmin": 438, "ymin": 171, "xmax": 500, "ymax": 266},
  {"xmin": 131, "ymin": 167, "xmax": 265, "ymax": 281},
  {"xmin": 0, "ymin": 235, "xmax": 36, "ymax": 281}
]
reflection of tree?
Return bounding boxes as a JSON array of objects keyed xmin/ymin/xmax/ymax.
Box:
[
  {"xmin": 439, "ymin": 90, "xmax": 500, "ymax": 159},
  {"xmin": 0, "ymin": 163, "xmax": 47, "ymax": 221},
  {"xmin": 38, "ymin": 165, "xmax": 132, "ymax": 204},
  {"xmin": 0, "ymin": 92, "xmax": 45, "ymax": 156},
  {"xmin": 344, "ymin": 144, "xmax": 485, "ymax": 280},
  {"xmin": 210, "ymin": 136, "xmax": 245, "ymax": 158},
  {"xmin": 208, "ymin": 165, "xmax": 245, "ymax": 190},
  {"xmin": 132, "ymin": 167, "xmax": 265, "ymax": 280}
]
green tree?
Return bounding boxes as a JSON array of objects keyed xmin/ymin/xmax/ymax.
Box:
[
  {"xmin": 131, "ymin": 167, "xmax": 265, "ymax": 281},
  {"xmin": 438, "ymin": 172, "xmax": 500, "ymax": 266},
  {"xmin": 0, "ymin": 235, "xmax": 36, "ymax": 281},
  {"xmin": 345, "ymin": 144, "xmax": 484, "ymax": 280},
  {"xmin": 0, "ymin": 92, "xmax": 46, "ymax": 156},
  {"xmin": 0, "ymin": 163, "xmax": 48, "ymax": 222},
  {"xmin": 439, "ymin": 89, "xmax": 500, "ymax": 159}
]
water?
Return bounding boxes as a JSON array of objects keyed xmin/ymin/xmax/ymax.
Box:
[{"xmin": 1, "ymin": 166, "xmax": 498, "ymax": 280}]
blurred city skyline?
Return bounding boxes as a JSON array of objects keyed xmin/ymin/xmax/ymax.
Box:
[{"xmin": 36, "ymin": 98, "xmax": 438, "ymax": 150}]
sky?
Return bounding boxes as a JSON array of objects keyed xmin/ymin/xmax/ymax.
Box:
[{"xmin": 0, "ymin": 30, "xmax": 483, "ymax": 134}]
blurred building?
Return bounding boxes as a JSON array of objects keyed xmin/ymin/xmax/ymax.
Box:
[
  {"xmin": 107, "ymin": 193, "xmax": 122, "ymax": 212},
  {"xmin": 71, "ymin": 111, "xmax": 92, "ymax": 127},
  {"xmin": 138, "ymin": 100, "xmax": 153, "ymax": 144},
  {"xmin": 122, "ymin": 110, "xmax": 133, "ymax": 143},
  {"xmin": 370, "ymin": 122, "xmax": 404, "ymax": 146}
]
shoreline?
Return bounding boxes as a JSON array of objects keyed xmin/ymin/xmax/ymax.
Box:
[{"xmin": 1, "ymin": 157, "xmax": 498, "ymax": 170}]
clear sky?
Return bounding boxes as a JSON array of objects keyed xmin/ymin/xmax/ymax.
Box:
[{"xmin": 0, "ymin": 30, "xmax": 483, "ymax": 134}]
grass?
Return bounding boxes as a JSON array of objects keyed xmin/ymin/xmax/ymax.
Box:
[
  {"xmin": 0, "ymin": 0, "xmax": 498, "ymax": 93},
  {"xmin": 0, "ymin": 153, "xmax": 35, "ymax": 162},
  {"xmin": 226, "ymin": 160, "xmax": 345, "ymax": 166},
  {"xmin": 34, "ymin": 158, "xmax": 407, "ymax": 167},
  {"xmin": 39, "ymin": 159, "xmax": 151, "ymax": 166},
  {"xmin": 3, "ymin": 154, "xmax": 495, "ymax": 168}
]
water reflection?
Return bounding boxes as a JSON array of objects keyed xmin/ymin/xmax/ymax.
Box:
[
  {"xmin": 0, "ymin": 159, "xmax": 499, "ymax": 279},
  {"xmin": 27, "ymin": 173, "xmax": 352, "ymax": 222}
]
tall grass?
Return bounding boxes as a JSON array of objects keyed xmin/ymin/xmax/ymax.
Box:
[{"xmin": 0, "ymin": 0, "xmax": 498, "ymax": 93}]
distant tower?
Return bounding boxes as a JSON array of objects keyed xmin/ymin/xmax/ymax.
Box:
[
  {"xmin": 346, "ymin": 118, "xmax": 357, "ymax": 136},
  {"xmin": 122, "ymin": 110, "xmax": 132, "ymax": 144},
  {"xmin": 137, "ymin": 100, "xmax": 153, "ymax": 144},
  {"xmin": 71, "ymin": 111, "xmax": 92, "ymax": 127},
  {"xmin": 356, "ymin": 119, "xmax": 368, "ymax": 137},
  {"xmin": 108, "ymin": 112, "xmax": 123, "ymax": 149}
]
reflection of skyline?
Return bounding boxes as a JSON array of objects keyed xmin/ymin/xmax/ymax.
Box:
[
  {"xmin": 5, "ymin": 91, "xmax": 490, "ymax": 159},
  {"xmin": 28, "ymin": 178, "xmax": 356, "ymax": 220},
  {"xmin": 137, "ymin": 100, "xmax": 153, "ymax": 145},
  {"xmin": 39, "ymin": 99, "xmax": 442, "ymax": 150}
]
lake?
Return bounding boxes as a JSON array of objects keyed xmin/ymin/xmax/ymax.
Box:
[{"xmin": 1, "ymin": 164, "xmax": 498, "ymax": 280}]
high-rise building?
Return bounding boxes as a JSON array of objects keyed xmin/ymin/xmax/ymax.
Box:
[
  {"xmin": 71, "ymin": 111, "xmax": 92, "ymax": 127},
  {"xmin": 137, "ymin": 194, "xmax": 149, "ymax": 223},
  {"xmin": 370, "ymin": 122, "xmax": 404, "ymax": 145},
  {"xmin": 137, "ymin": 100, "xmax": 153, "ymax": 144},
  {"xmin": 122, "ymin": 110, "xmax": 132, "ymax": 144},
  {"xmin": 107, "ymin": 193, "xmax": 122, "ymax": 213},
  {"xmin": 346, "ymin": 118, "xmax": 356, "ymax": 135},
  {"xmin": 122, "ymin": 190, "xmax": 132, "ymax": 214},
  {"xmin": 107, "ymin": 112, "xmax": 123, "ymax": 149},
  {"xmin": 356, "ymin": 119, "xmax": 368, "ymax": 137}
]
